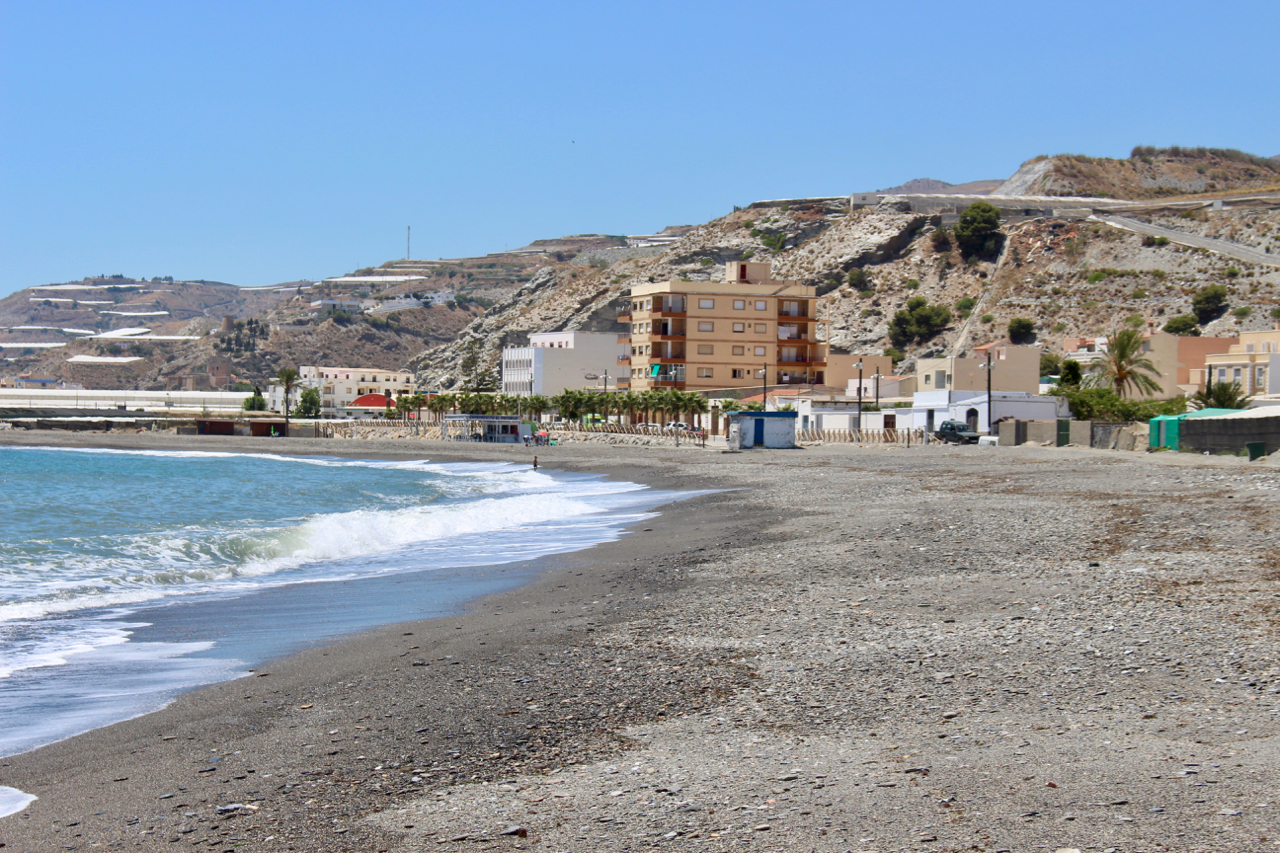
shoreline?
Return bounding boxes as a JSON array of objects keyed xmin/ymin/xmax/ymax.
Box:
[{"xmin": 2, "ymin": 431, "xmax": 1278, "ymax": 852}]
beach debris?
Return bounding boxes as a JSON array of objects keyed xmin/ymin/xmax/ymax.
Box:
[
  {"xmin": 500, "ymin": 825, "xmax": 528, "ymax": 837},
  {"xmin": 298, "ymin": 704, "xmax": 313, "ymax": 709},
  {"xmin": 215, "ymin": 803, "xmax": 258, "ymax": 814}
]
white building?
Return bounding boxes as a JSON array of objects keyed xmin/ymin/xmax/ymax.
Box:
[
  {"xmin": 501, "ymin": 331, "xmax": 627, "ymax": 397},
  {"xmin": 907, "ymin": 389, "xmax": 1070, "ymax": 435},
  {"xmin": 268, "ymin": 365, "xmax": 415, "ymax": 417}
]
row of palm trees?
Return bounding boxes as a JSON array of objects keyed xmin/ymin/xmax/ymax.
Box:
[{"xmin": 396, "ymin": 388, "xmax": 716, "ymax": 427}]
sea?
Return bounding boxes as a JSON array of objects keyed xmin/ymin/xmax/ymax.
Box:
[{"xmin": 0, "ymin": 445, "xmax": 678, "ymax": 808}]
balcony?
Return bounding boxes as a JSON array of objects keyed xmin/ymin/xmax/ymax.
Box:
[
  {"xmin": 617, "ymin": 354, "xmax": 631, "ymax": 365},
  {"xmin": 617, "ymin": 333, "xmax": 631, "ymax": 344},
  {"xmin": 651, "ymin": 309, "xmax": 686, "ymax": 319},
  {"xmin": 617, "ymin": 309, "xmax": 632, "ymax": 322},
  {"xmin": 777, "ymin": 357, "xmax": 826, "ymax": 366}
]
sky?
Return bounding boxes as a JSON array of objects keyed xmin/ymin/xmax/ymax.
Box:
[{"xmin": 1, "ymin": 0, "xmax": 1277, "ymax": 296}]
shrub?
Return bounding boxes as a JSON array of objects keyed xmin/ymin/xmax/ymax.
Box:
[
  {"xmin": 888, "ymin": 297, "xmax": 952, "ymax": 347},
  {"xmin": 1141, "ymin": 235, "xmax": 1170, "ymax": 247},
  {"xmin": 930, "ymin": 228, "xmax": 952, "ymax": 252},
  {"xmin": 981, "ymin": 313, "xmax": 995, "ymax": 323},
  {"xmin": 847, "ymin": 268, "xmax": 871, "ymax": 290},
  {"xmin": 1271, "ymin": 306, "xmax": 1280, "ymax": 320},
  {"xmin": 954, "ymin": 202, "xmax": 1003, "ymax": 258},
  {"xmin": 1163, "ymin": 314, "xmax": 1200, "ymax": 335},
  {"xmin": 1131, "ymin": 287, "xmax": 1148, "ymax": 299},
  {"xmin": 1191, "ymin": 284, "xmax": 1228, "ymax": 322},
  {"xmin": 858, "ymin": 289, "xmax": 875, "ymax": 299},
  {"xmin": 1226, "ymin": 267, "xmax": 1240, "ymax": 277},
  {"xmin": 1008, "ymin": 317, "xmax": 1035, "ymax": 342},
  {"xmin": 1052, "ymin": 386, "xmax": 1186, "ymax": 421},
  {"xmin": 1233, "ymin": 306, "xmax": 1253, "ymax": 319},
  {"xmin": 884, "ymin": 346, "xmax": 905, "ymax": 364},
  {"xmin": 1126, "ymin": 314, "xmax": 1146, "ymax": 329},
  {"xmin": 1040, "ymin": 352, "xmax": 1062, "ymax": 376},
  {"xmin": 905, "ymin": 279, "xmax": 920, "ymax": 290},
  {"xmin": 956, "ymin": 296, "xmax": 977, "ymax": 313}
]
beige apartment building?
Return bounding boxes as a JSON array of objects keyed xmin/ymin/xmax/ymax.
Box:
[
  {"xmin": 1195, "ymin": 328, "xmax": 1280, "ymax": 396},
  {"xmin": 916, "ymin": 342, "xmax": 1042, "ymax": 395},
  {"xmin": 620, "ymin": 262, "xmax": 828, "ymax": 392}
]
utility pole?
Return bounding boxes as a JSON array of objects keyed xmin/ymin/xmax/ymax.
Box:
[
  {"xmin": 855, "ymin": 361, "xmax": 863, "ymax": 431},
  {"xmin": 986, "ymin": 350, "xmax": 994, "ymax": 434}
]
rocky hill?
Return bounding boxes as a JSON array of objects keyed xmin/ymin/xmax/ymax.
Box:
[
  {"xmin": 997, "ymin": 147, "xmax": 1280, "ymax": 199},
  {"xmin": 413, "ymin": 192, "xmax": 1280, "ymax": 391}
]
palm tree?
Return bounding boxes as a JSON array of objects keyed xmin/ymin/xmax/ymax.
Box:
[
  {"xmin": 683, "ymin": 391, "xmax": 710, "ymax": 430},
  {"xmin": 523, "ymin": 395, "xmax": 549, "ymax": 424},
  {"xmin": 276, "ymin": 367, "xmax": 300, "ymax": 436},
  {"xmin": 1084, "ymin": 328, "xmax": 1163, "ymax": 398},
  {"xmin": 1190, "ymin": 380, "xmax": 1252, "ymax": 410},
  {"xmin": 620, "ymin": 391, "xmax": 640, "ymax": 427}
]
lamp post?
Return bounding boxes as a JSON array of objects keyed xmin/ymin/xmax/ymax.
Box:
[
  {"xmin": 855, "ymin": 361, "xmax": 863, "ymax": 431},
  {"xmin": 985, "ymin": 350, "xmax": 994, "ymax": 435},
  {"xmin": 872, "ymin": 373, "xmax": 882, "ymax": 409},
  {"xmin": 760, "ymin": 362, "xmax": 767, "ymax": 407}
]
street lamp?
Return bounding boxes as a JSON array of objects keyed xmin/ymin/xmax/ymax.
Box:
[
  {"xmin": 854, "ymin": 361, "xmax": 863, "ymax": 431},
  {"xmin": 759, "ymin": 362, "xmax": 767, "ymax": 407},
  {"xmin": 872, "ymin": 373, "xmax": 882, "ymax": 409},
  {"xmin": 984, "ymin": 351, "xmax": 995, "ymax": 434}
]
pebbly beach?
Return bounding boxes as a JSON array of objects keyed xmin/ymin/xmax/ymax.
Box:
[{"xmin": 1, "ymin": 431, "xmax": 1278, "ymax": 853}]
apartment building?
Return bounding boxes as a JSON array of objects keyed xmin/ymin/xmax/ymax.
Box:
[
  {"xmin": 621, "ymin": 262, "xmax": 827, "ymax": 392},
  {"xmin": 501, "ymin": 331, "xmax": 625, "ymax": 396},
  {"xmin": 916, "ymin": 342, "xmax": 1042, "ymax": 395},
  {"xmin": 1196, "ymin": 328, "xmax": 1280, "ymax": 395},
  {"xmin": 268, "ymin": 365, "xmax": 415, "ymax": 416}
]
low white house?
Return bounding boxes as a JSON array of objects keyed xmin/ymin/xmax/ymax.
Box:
[
  {"xmin": 502, "ymin": 331, "xmax": 627, "ymax": 397},
  {"xmin": 907, "ymin": 389, "xmax": 1070, "ymax": 435}
]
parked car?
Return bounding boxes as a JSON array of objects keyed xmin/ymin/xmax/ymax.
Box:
[
  {"xmin": 666, "ymin": 422, "xmax": 691, "ymax": 432},
  {"xmin": 934, "ymin": 420, "xmax": 979, "ymax": 444}
]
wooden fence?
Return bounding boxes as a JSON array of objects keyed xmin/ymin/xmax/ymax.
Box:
[{"xmin": 796, "ymin": 427, "xmax": 925, "ymax": 444}]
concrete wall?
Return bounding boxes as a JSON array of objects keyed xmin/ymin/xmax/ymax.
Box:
[{"xmin": 1181, "ymin": 415, "xmax": 1280, "ymax": 456}]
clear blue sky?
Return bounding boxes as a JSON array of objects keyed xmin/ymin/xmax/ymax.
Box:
[{"xmin": 2, "ymin": 0, "xmax": 1277, "ymax": 296}]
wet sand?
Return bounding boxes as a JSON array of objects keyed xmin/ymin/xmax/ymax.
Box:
[{"xmin": 1, "ymin": 430, "xmax": 1277, "ymax": 852}]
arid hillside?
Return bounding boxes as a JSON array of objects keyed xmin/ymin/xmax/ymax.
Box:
[
  {"xmin": 998, "ymin": 147, "xmax": 1280, "ymax": 199},
  {"xmin": 413, "ymin": 194, "xmax": 1280, "ymax": 390}
]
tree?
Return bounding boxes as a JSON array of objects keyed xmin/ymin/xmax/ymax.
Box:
[
  {"xmin": 954, "ymin": 201, "xmax": 1002, "ymax": 258},
  {"xmin": 293, "ymin": 387, "xmax": 322, "ymax": 418},
  {"xmin": 888, "ymin": 297, "xmax": 951, "ymax": 347},
  {"xmin": 1059, "ymin": 359, "xmax": 1083, "ymax": 387},
  {"xmin": 242, "ymin": 386, "xmax": 267, "ymax": 411},
  {"xmin": 1162, "ymin": 314, "xmax": 1200, "ymax": 336},
  {"xmin": 1040, "ymin": 351, "xmax": 1062, "ymax": 377},
  {"xmin": 1008, "ymin": 317, "xmax": 1036, "ymax": 343},
  {"xmin": 276, "ymin": 368, "xmax": 300, "ymax": 434},
  {"xmin": 1190, "ymin": 381, "xmax": 1252, "ymax": 410},
  {"xmin": 1191, "ymin": 284, "xmax": 1228, "ymax": 323},
  {"xmin": 1083, "ymin": 328, "xmax": 1162, "ymax": 398}
]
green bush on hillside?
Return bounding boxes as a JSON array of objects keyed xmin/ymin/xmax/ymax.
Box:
[{"xmin": 889, "ymin": 297, "xmax": 951, "ymax": 347}]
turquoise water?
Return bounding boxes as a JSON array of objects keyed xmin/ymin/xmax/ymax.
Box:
[{"xmin": 0, "ymin": 446, "xmax": 671, "ymax": 761}]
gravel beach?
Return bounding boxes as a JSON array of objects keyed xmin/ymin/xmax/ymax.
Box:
[{"xmin": 1, "ymin": 431, "xmax": 1278, "ymax": 853}]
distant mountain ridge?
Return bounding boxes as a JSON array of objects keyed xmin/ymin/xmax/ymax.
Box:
[{"xmin": 873, "ymin": 177, "xmax": 1001, "ymax": 195}]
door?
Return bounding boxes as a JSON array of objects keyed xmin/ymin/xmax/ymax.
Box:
[{"xmin": 753, "ymin": 418, "xmax": 764, "ymax": 447}]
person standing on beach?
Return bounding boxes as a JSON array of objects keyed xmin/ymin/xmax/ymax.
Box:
[{"xmin": 533, "ymin": 456, "xmax": 538, "ymax": 469}]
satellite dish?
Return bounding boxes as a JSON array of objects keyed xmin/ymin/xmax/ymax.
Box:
[{"xmin": 583, "ymin": 373, "xmax": 600, "ymax": 380}]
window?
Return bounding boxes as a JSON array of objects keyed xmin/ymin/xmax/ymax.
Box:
[
  {"xmin": 698, "ymin": 321, "xmax": 714, "ymax": 332},
  {"xmin": 755, "ymin": 323, "xmax": 767, "ymax": 333},
  {"xmin": 1218, "ymin": 368, "xmax": 1227, "ymax": 382},
  {"xmin": 697, "ymin": 367, "xmax": 714, "ymax": 378},
  {"xmin": 732, "ymin": 368, "xmax": 745, "ymax": 379},
  {"xmin": 645, "ymin": 299, "xmax": 651, "ymax": 310},
  {"xmin": 697, "ymin": 344, "xmax": 714, "ymax": 355},
  {"xmin": 698, "ymin": 298, "xmax": 714, "ymax": 309},
  {"xmin": 1256, "ymin": 366, "xmax": 1266, "ymax": 388},
  {"xmin": 754, "ymin": 346, "xmax": 766, "ymax": 356},
  {"xmin": 732, "ymin": 346, "xmax": 744, "ymax": 356},
  {"xmin": 733, "ymin": 299, "xmax": 745, "ymax": 310},
  {"xmin": 733, "ymin": 322, "xmax": 745, "ymax": 333},
  {"xmin": 1233, "ymin": 367, "xmax": 1242, "ymax": 383},
  {"xmin": 755, "ymin": 300, "xmax": 767, "ymax": 310}
]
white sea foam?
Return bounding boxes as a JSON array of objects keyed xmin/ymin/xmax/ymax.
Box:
[{"xmin": 0, "ymin": 786, "xmax": 37, "ymax": 818}]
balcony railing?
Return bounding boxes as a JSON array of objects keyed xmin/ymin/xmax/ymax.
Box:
[
  {"xmin": 617, "ymin": 355, "xmax": 631, "ymax": 364},
  {"xmin": 617, "ymin": 334, "xmax": 631, "ymax": 344},
  {"xmin": 617, "ymin": 309, "xmax": 632, "ymax": 321}
]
